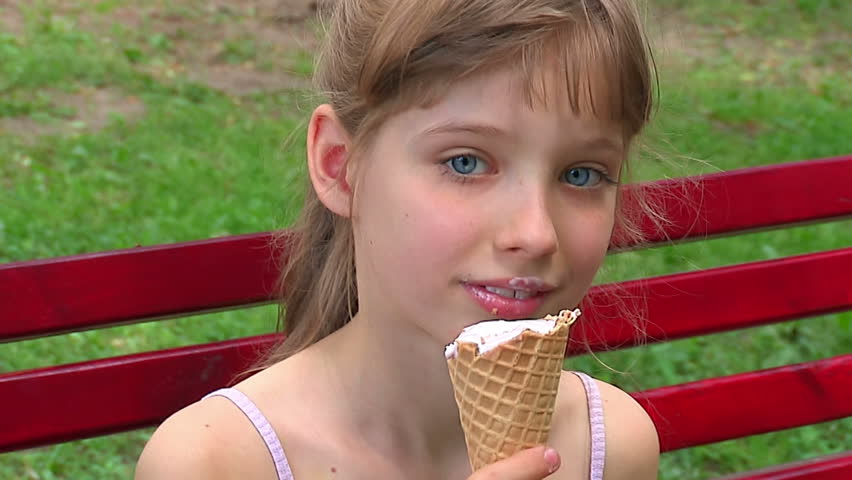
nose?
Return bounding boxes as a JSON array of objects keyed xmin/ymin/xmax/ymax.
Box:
[{"xmin": 493, "ymin": 189, "xmax": 559, "ymax": 259}]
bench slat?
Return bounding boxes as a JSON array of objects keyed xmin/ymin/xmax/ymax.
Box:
[
  {"xmin": 0, "ymin": 232, "xmax": 283, "ymax": 342},
  {"xmin": 569, "ymin": 247, "xmax": 852, "ymax": 354},
  {"xmin": 2, "ymin": 157, "xmax": 850, "ymax": 341},
  {"xmin": 634, "ymin": 354, "xmax": 852, "ymax": 452},
  {"xmin": 616, "ymin": 155, "xmax": 852, "ymax": 247},
  {"xmin": 0, "ymin": 340, "xmax": 848, "ymax": 453},
  {"xmin": 0, "ymin": 335, "xmax": 279, "ymax": 453},
  {"xmin": 2, "ymin": 238, "xmax": 850, "ymax": 346},
  {"xmin": 713, "ymin": 451, "xmax": 852, "ymax": 480}
]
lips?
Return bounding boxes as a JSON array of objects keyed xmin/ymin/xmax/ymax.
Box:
[{"xmin": 462, "ymin": 278, "xmax": 554, "ymax": 319}]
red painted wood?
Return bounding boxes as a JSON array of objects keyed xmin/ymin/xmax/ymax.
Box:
[
  {"xmin": 633, "ymin": 354, "xmax": 852, "ymax": 452},
  {"xmin": 0, "ymin": 232, "xmax": 285, "ymax": 342},
  {"xmin": 2, "ymin": 157, "xmax": 850, "ymax": 342},
  {"xmin": 613, "ymin": 155, "xmax": 852, "ymax": 248},
  {"xmin": 0, "ymin": 156, "xmax": 850, "ymax": 459},
  {"xmin": 568, "ymin": 247, "xmax": 852, "ymax": 355},
  {"xmin": 0, "ymin": 343, "xmax": 848, "ymax": 454},
  {"xmin": 2, "ymin": 238, "xmax": 850, "ymax": 347},
  {"xmin": 712, "ymin": 451, "xmax": 852, "ymax": 480},
  {"xmin": 0, "ymin": 335, "xmax": 279, "ymax": 453}
]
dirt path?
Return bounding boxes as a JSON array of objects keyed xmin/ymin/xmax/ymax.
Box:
[
  {"xmin": 1, "ymin": 0, "xmax": 846, "ymax": 140},
  {"xmin": 0, "ymin": 0, "xmax": 324, "ymax": 139}
]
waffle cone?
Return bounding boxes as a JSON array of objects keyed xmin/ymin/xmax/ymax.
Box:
[{"xmin": 447, "ymin": 311, "xmax": 576, "ymax": 471}]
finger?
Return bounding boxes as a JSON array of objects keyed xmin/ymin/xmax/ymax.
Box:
[{"xmin": 468, "ymin": 446, "xmax": 561, "ymax": 480}]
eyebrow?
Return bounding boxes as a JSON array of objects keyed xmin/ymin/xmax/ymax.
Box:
[
  {"xmin": 414, "ymin": 119, "xmax": 623, "ymax": 154},
  {"xmin": 415, "ymin": 120, "xmax": 510, "ymax": 140},
  {"xmin": 577, "ymin": 136, "xmax": 623, "ymax": 155}
]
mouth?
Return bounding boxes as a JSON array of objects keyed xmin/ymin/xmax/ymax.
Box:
[
  {"xmin": 482, "ymin": 286, "xmax": 538, "ymax": 300},
  {"xmin": 462, "ymin": 277, "xmax": 555, "ymax": 319}
]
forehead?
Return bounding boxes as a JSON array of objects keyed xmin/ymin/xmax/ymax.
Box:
[{"xmin": 387, "ymin": 65, "xmax": 623, "ymax": 146}]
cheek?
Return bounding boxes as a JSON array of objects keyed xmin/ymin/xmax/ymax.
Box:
[
  {"xmin": 392, "ymin": 192, "xmax": 479, "ymax": 273},
  {"xmin": 354, "ymin": 174, "xmax": 480, "ymax": 287},
  {"xmin": 559, "ymin": 202, "xmax": 616, "ymax": 277}
]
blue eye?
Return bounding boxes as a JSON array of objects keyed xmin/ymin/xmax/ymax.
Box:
[
  {"xmin": 562, "ymin": 167, "xmax": 603, "ymax": 187},
  {"xmin": 446, "ymin": 154, "xmax": 485, "ymax": 175}
]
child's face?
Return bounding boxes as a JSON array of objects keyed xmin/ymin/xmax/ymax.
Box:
[{"xmin": 350, "ymin": 66, "xmax": 623, "ymax": 343}]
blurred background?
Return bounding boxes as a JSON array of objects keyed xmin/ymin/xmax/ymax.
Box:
[{"xmin": 0, "ymin": 0, "xmax": 850, "ymax": 478}]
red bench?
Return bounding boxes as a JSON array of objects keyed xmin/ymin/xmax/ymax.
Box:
[{"xmin": 2, "ymin": 155, "xmax": 851, "ymax": 478}]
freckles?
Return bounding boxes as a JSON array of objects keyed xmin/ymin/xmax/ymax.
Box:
[{"xmin": 560, "ymin": 211, "xmax": 612, "ymax": 256}]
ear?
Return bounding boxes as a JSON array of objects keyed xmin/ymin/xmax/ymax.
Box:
[{"xmin": 307, "ymin": 104, "xmax": 353, "ymax": 218}]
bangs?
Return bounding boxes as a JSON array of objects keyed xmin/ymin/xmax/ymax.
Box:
[
  {"xmin": 350, "ymin": 0, "xmax": 655, "ymax": 143},
  {"xmin": 517, "ymin": 23, "xmax": 654, "ymax": 139}
]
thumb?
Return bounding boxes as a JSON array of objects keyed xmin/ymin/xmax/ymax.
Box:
[{"xmin": 467, "ymin": 446, "xmax": 561, "ymax": 480}]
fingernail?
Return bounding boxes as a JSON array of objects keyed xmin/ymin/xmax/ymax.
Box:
[{"xmin": 544, "ymin": 447, "xmax": 561, "ymax": 473}]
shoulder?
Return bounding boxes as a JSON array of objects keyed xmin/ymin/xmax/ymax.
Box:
[
  {"xmin": 135, "ymin": 397, "xmax": 230, "ymax": 479},
  {"xmin": 549, "ymin": 372, "xmax": 659, "ymax": 480},
  {"xmin": 592, "ymin": 377, "xmax": 659, "ymax": 480},
  {"xmin": 135, "ymin": 392, "xmax": 277, "ymax": 480}
]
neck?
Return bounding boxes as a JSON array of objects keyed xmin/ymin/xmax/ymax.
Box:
[{"xmin": 313, "ymin": 311, "xmax": 468, "ymax": 466}]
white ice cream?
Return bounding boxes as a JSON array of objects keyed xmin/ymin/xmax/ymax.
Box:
[{"xmin": 444, "ymin": 309, "xmax": 581, "ymax": 359}]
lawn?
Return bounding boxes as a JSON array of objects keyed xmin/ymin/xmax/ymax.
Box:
[{"xmin": 1, "ymin": 0, "xmax": 850, "ymax": 478}]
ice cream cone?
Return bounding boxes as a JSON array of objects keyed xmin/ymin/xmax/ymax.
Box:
[{"xmin": 445, "ymin": 310, "xmax": 578, "ymax": 471}]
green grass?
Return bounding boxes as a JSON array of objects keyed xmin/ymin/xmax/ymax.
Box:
[
  {"xmin": 653, "ymin": 0, "xmax": 852, "ymax": 35},
  {"xmin": 1, "ymin": 0, "xmax": 850, "ymax": 478}
]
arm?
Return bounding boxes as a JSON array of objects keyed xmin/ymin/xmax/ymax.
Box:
[
  {"xmin": 547, "ymin": 374, "xmax": 659, "ymax": 480},
  {"xmin": 596, "ymin": 380, "xmax": 659, "ymax": 480}
]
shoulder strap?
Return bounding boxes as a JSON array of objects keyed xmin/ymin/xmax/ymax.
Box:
[
  {"xmin": 204, "ymin": 388, "xmax": 295, "ymax": 480},
  {"xmin": 571, "ymin": 372, "xmax": 606, "ymax": 480}
]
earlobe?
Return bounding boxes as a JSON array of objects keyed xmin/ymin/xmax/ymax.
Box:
[{"xmin": 307, "ymin": 104, "xmax": 353, "ymax": 218}]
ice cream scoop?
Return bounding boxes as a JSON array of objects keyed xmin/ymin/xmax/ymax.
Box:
[
  {"xmin": 445, "ymin": 308, "xmax": 580, "ymax": 471},
  {"xmin": 445, "ymin": 309, "xmax": 580, "ymax": 359}
]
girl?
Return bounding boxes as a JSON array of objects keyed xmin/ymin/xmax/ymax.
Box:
[{"xmin": 137, "ymin": 0, "xmax": 661, "ymax": 478}]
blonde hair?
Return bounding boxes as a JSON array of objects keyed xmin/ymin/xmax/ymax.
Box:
[{"xmin": 261, "ymin": 0, "xmax": 659, "ymax": 367}]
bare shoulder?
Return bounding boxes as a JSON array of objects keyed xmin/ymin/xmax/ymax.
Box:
[
  {"xmin": 593, "ymin": 376, "xmax": 660, "ymax": 480},
  {"xmin": 549, "ymin": 372, "xmax": 659, "ymax": 480},
  {"xmin": 135, "ymin": 394, "xmax": 276, "ymax": 480}
]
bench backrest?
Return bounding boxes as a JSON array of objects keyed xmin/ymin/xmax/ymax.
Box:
[{"xmin": 2, "ymin": 155, "xmax": 851, "ymax": 479}]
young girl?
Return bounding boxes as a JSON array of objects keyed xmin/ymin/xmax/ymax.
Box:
[{"xmin": 136, "ymin": 0, "xmax": 660, "ymax": 478}]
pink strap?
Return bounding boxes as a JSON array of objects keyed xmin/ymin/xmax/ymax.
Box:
[
  {"xmin": 204, "ymin": 388, "xmax": 294, "ymax": 480},
  {"xmin": 572, "ymin": 372, "xmax": 606, "ymax": 480},
  {"xmin": 203, "ymin": 378, "xmax": 604, "ymax": 480}
]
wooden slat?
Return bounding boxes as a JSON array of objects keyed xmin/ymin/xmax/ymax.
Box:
[
  {"xmin": 713, "ymin": 451, "xmax": 852, "ymax": 480},
  {"xmin": 0, "ymin": 232, "xmax": 284, "ymax": 342},
  {"xmin": 0, "ymin": 335, "xmax": 279, "ymax": 453},
  {"xmin": 1, "ymin": 244, "xmax": 850, "ymax": 350},
  {"xmin": 1, "ymin": 157, "xmax": 850, "ymax": 341},
  {"xmin": 614, "ymin": 154, "xmax": 852, "ymax": 247},
  {"xmin": 717, "ymin": 451, "xmax": 852, "ymax": 480},
  {"xmin": 634, "ymin": 354, "xmax": 852, "ymax": 452},
  {"xmin": 2, "ymin": 239, "xmax": 850, "ymax": 352},
  {"xmin": 1, "ymin": 342, "xmax": 848, "ymax": 454},
  {"xmin": 567, "ymin": 247, "xmax": 852, "ymax": 355}
]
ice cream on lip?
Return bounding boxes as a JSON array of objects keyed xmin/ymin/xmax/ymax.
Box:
[
  {"xmin": 468, "ymin": 276, "xmax": 555, "ymax": 296},
  {"xmin": 444, "ymin": 308, "xmax": 581, "ymax": 359},
  {"xmin": 507, "ymin": 276, "xmax": 553, "ymax": 292}
]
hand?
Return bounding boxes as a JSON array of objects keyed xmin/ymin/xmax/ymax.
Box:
[{"xmin": 467, "ymin": 446, "xmax": 561, "ymax": 480}]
